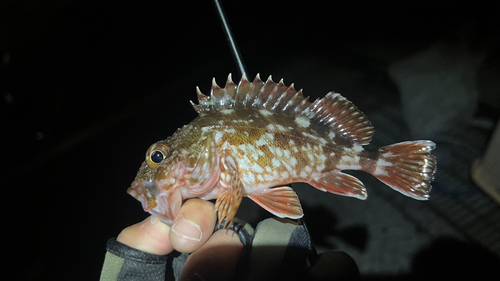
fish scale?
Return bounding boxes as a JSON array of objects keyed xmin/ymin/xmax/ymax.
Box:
[
  {"xmin": 199, "ymin": 108, "xmax": 332, "ymax": 186},
  {"xmin": 128, "ymin": 74, "xmax": 437, "ymax": 227}
]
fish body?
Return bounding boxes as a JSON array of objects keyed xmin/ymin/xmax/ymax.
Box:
[{"xmin": 128, "ymin": 74, "xmax": 436, "ymax": 226}]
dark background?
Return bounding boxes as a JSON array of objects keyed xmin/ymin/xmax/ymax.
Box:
[{"xmin": 2, "ymin": 1, "xmax": 500, "ymax": 280}]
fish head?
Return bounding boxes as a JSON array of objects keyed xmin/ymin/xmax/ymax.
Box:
[{"xmin": 128, "ymin": 141, "xmax": 186, "ymax": 225}]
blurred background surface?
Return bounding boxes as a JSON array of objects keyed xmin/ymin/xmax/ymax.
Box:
[{"xmin": 1, "ymin": 1, "xmax": 500, "ymax": 280}]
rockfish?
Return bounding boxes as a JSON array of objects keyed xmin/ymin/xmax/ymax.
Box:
[{"xmin": 128, "ymin": 74, "xmax": 437, "ymax": 226}]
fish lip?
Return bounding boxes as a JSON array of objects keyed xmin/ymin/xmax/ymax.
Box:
[
  {"xmin": 127, "ymin": 180, "xmax": 143, "ymax": 198},
  {"xmin": 127, "ymin": 180, "xmax": 149, "ymax": 210},
  {"xmin": 128, "ymin": 179, "xmax": 154, "ymax": 197},
  {"xmin": 128, "ymin": 179, "xmax": 180, "ymax": 225}
]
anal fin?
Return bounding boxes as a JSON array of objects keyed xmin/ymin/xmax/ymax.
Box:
[
  {"xmin": 248, "ymin": 186, "xmax": 304, "ymax": 219},
  {"xmin": 308, "ymin": 171, "xmax": 367, "ymax": 200}
]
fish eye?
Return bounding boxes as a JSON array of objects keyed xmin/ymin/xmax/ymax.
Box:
[
  {"xmin": 145, "ymin": 143, "xmax": 169, "ymax": 168},
  {"xmin": 150, "ymin": 150, "xmax": 165, "ymax": 163}
]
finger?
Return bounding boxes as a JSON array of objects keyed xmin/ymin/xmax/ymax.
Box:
[
  {"xmin": 117, "ymin": 215, "xmax": 173, "ymax": 255},
  {"xmin": 179, "ymin": 229, "xmax": 243, "ymax": 281},
  {"xmin": 169, "ymin": 199, "xmax": 217, "ymax": 253}
]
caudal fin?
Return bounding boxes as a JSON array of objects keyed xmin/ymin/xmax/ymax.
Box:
[{"xmin": 372, "ymin": 140, "xmax": 436, "ymax": 200}]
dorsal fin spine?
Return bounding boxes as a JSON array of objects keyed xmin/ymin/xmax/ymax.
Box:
[
  {"xmin": 211, "ymin": 77, "xmax": 224, "ymax": 106},
  {"xmin": 190, "ymin": 100, "xmax": 201, "ymax": 113},
  {"xmin": 295, "ymin": 96, "xmax": 310, "ymax": 114},
  {"xmin": 193, "ymin": 74, "xmax": 375, "ymax": 145},
  {"xmin": 223, "ymin": 74, "xmax": 237, "ymax": 106},
  {"xmin": 263, "ymin": 79, "xmax": 285, "ymax": 109},
  {"xmin": 196, "ymin": 86, "xmax": 208, "ymax": 104},
  {"xmin": 235, "ymin": 75, "xmax": 250, "ymax": 103},
  {"xmin": 283, "ymin": 89, "xmax": 304, "ymax": 113},
  {"xmin": 272, "ymin": 85, "xmax": 291, "ymax": 111},
  {"xmin": 226, "ymin": 73, "xmax": 234, "ymax": 86},
  {"xmin": 246, "ymin": 74, "xmax": 264, "ymax": 105},
  {"xmin": 258, "ymin": 76, "xmax": 275, "ymax": 105}
]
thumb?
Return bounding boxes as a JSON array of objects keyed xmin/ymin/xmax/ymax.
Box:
[{"xmin": 117, "ymin": 216, "xmax": 174, "ymax": 255}]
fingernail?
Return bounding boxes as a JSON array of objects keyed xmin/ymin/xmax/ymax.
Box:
[
  {"xmin": 171, "ymin": 216, "xmax": 202, "ymax": 242},
  {"xmin": 147, "ymin": 215, "xmax": 170, "ymax": 235},
  {"xmin": 149, "ymin": 216, "xmax": 159, "ymax": 224}
]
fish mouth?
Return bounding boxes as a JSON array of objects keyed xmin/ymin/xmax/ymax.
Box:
[
  {"xmin": 127, "ymin": 179, "xmax": 181, "ymax": 226},
  {"xmin": 128, "ymin": 180, "xmax": 157, "ymax": 212}
]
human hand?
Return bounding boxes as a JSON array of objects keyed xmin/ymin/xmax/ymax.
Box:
[
  {"xmin": 116, "ymin": 199, "xmax": 243, "ymax": 280},
  {"xmin": 109, "ymin": 199, "xmax": 359, "ymax": 281}
]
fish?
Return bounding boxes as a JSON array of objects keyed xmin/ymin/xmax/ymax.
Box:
[{"xmin": 128, "ymin": 74, "xmax": 437, "ymax": 227}]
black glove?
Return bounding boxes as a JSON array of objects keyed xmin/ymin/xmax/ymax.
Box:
[{"xmin": 100, "ymin": 217, "xmax": 359, "ymax": 280}]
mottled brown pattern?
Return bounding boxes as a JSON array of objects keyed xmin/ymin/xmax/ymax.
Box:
[{"xmin": 128, "ymin": 74, "xmax": 436, "ymax": 226}]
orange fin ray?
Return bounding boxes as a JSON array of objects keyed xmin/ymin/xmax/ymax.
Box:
[
  {"xmin": 214, "ymin": 185, "xmax": 243, "ymax": 229},
  {"xmin": 373, "ymin": 140, "xmax": 436, "ymax": 200},
  {"xmin": 308, "ymin": 171, "xmax": 367, "ymax": 200},
  {"xmin": 214, "ymin": 155, "xmax": 243, "ymax": 229},
  {"xmin": 305, "ymin": 92, "xmax": 374, "ymax": 145},
  {"xmin": 248, "ymin": 186, "xmax": 304, "ymax": 219}
]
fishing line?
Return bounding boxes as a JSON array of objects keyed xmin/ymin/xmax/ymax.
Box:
[
  {"xmin": 212, "ymin": 1, "xmax": 324, "ymax": 268},
  {"xmin": 212, "ymin": 0, "xmax": 248, "ymax": 78}
]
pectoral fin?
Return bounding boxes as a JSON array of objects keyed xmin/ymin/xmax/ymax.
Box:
[
  {"xmin": 248, "ymin": 186, "xmax": 304, "ymax": 219},
  {"xmin": 214, "ymin": 154, "xmax": 243, "ymax": 229}
]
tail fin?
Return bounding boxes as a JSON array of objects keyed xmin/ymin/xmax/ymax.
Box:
[{"xmin": 372, "ymin": 141, "xmax": 436, "ymax": 200}]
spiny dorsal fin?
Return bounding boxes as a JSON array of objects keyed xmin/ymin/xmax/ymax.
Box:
[
  {"xmin": 190, "ymin": 74, "xmax": 374, "ymax": 145},
  {"xmin": 191, "ymin": 74, "xmax": 307, "ymax": 114}
]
